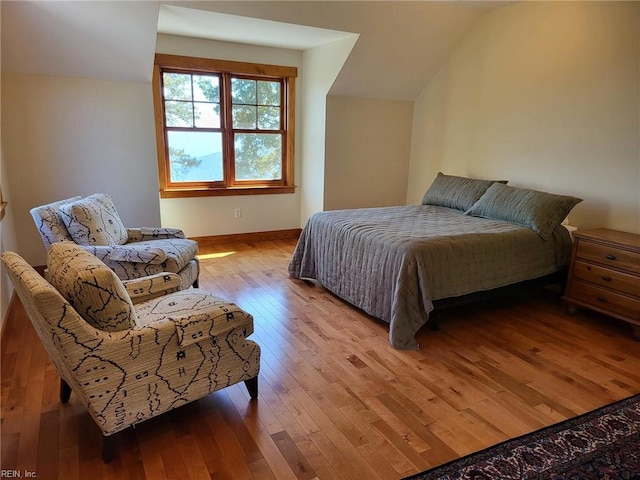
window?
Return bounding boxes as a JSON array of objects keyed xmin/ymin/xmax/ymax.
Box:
[{"xmin": 152, "ymin": 54, "xmax": 297, "ymax": 198}]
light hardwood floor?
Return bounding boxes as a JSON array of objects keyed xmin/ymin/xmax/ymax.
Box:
[{"xmin": 2, "ymin": 239, "xmax": 639, "ymax": 480}]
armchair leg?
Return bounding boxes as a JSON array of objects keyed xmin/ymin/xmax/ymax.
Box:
[
  {"xmin": 102, "ymin": 434, "xmax": 116, "ymax": 463},
  {"xmin": 60, "ymin": 378, "xmax": 72, "ymax": 403},
  {"xmin": 244, "ymin": 376, "xmax": 258, "ymax": 399}
]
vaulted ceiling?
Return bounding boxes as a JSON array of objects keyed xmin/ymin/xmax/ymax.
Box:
[{"xmin": 1, "ymin": 1, "xmax": 508, "ymax": 101}]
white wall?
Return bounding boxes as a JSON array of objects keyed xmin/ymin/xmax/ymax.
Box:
[
  {"xmin": 1, "ymin": 3, "xmax": 15, "ymax": 331},
  {"xmin": 325, "ymin": 96, "xmax": 413, "ymax": 210},
  {"xmin": 1, "ymin": 90, "xmax": 18, "ymax": 332},
  {"xmin": 1, "ymin": 74, "xmax": 160, "ymax": 266},
  {"xmin": 299, "ymin": 37, "xmax": 358, "ymax": 223},
  {"xmin": 408, "ymin": 1, "xmax": 640, "ymax": 233}
]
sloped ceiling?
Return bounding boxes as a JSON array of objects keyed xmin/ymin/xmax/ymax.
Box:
[
  {"xmin": 1, "ymin": 1, "xmax": 160, "ymax": 82},
  {"xmin": 157, "ymin": 5, "xmax": 358, "ymax": 51},
  {"xmin": 169, "ymin": 1, "xmax": 492, "ymax": 100},
  {"xmin": 1, "ymin": 1, "xmax": 505, "ymax": 100}
]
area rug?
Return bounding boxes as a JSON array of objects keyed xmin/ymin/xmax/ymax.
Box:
[{"xmin": 403, "ymin": 394, "xmax": 640, "ymax": 480}]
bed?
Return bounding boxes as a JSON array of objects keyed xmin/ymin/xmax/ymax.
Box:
[{"xmin": 288, "ymin": 173, "xmax": 582, "ymax": 350}]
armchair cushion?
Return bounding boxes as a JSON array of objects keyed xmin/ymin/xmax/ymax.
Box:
[
  {"xmin": 85, "ymin": 239, "xmax": 197, "ymax": 270},
  {"xmin": 59, "ymin": 193, "xmax": 128, "ymax": 246},
  {"xmin": 79, "ymin": 242, "xmax": 199, "ymax": 289},
  {"xmin": 47, "ymin": 243, "xmax": 136, "ymax": 332},
  {"xmin": 134, "ymin": 289, "xmax": 252, "ymax": 332},
  {"xmin": 107, "ymin": 244, "xmax": 167, "ymax": 264}
]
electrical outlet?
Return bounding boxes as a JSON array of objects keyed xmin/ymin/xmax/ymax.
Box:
[{"xmin": 234, "ymin": 208, "xmax": 242, "ymax": 219}]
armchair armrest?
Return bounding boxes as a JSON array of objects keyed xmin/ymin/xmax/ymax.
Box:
[
  {"xmin": 122, "ymin": 273, "xmax": 182, "ymax": 303},
  {"xmin": 127, "ymin": 227, "xmax": 186, "ymax": 242},
  {"xmin": 171, "ymin": 303, "xmax": 254, "ymax": 347}
]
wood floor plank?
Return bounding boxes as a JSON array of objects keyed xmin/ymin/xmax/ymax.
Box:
[
  {"xmin": 340, "ymin": 403, "xmax": 413, "ymax": 475},
  {"xmin": 36, "ymin": 409, "xmax": 59, "ymax": 479},
  {"xmin": 57, "ymin": 445, "xmax": 80, "ymax": 480},
  {"xmin": 248, "ymin": 457, "xmax": 279, "ymax": 480},
  {"xmin": 271, "ymin": 430, "xmax": 317, "ymax": 480},
  {"xmin": 2, "ymin": 238, "xmax": 640, "ymax": 479}
]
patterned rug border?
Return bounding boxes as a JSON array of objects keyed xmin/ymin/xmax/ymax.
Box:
[{"xmin": 402, "ymin": 393, "xmax": 640, "ymax": 480}]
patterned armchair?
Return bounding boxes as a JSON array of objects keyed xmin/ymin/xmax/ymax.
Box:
[
  {"xmin": 30, "ymin": 193, "xmax": 199, "ymax": 289},
  {"xmin": 1, "ymin": 243, "xmax": 260, "ymax": 462}
]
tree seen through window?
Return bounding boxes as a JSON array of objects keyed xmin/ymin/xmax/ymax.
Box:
[{"xmin": 161, "ymin": 71, "xmax": 284, "ymax": 183}]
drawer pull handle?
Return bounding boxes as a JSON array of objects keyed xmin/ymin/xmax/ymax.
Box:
[
  {"xmin": 601, "ymin": 275, "xmax": 612, "ymax": 282},
  {"xmin": 597, "ymin": 296, "xmax": 608, "ymax": 303},
  {"xmin": 605, "ymin": 254, "xmax": 617, "ymax": 261}
]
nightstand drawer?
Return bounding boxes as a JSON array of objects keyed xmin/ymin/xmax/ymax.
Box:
[
  {"xmin": 569, "ymin": 282, "xmax": 640, "ymax": 321},
  {"xmin": 573, "ymin": 260, "xmax": 640, "ymax": 298},
  {"xmin": 576, "ymin": 241, "xmax": 640, "ymax": 275}
]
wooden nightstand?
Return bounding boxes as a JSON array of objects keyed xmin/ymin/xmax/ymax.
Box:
[{"xmin": 563, "ymin": 228, "xmax": 640, "ymax": 339}]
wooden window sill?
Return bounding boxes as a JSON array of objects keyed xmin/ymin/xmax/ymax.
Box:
[{"xmin": 160, "ymin": 186, "xmax": 296, "ymax": 199}]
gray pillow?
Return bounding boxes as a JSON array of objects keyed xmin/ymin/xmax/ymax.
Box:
[
  {"xmin": 465, "ymin": 183, "xmax": 583, "ymax": 240},
  {"xmin": 421, "ymin": 172, "xmax": 507, "ymax": 211}
]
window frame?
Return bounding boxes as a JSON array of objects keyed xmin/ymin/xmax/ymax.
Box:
[{"xmin": 153, "ymin": 54, "xmax": 297, "ymax": 198}]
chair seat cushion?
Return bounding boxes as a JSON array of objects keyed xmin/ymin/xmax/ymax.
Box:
[
  {"xmin": 125, "ymin": 238, "xmax": 199, "ymax": 273},
  {"xmin": 134, "ymin": 289, "xmax": 254, "ymax": 336},
  {"xmin": 47, "ymin": 243, "xmax": 137, "ymax": 332},
  {"xmin": 108, "ymin": 244, "xmax": 167, "ymax": 265},
  {"xmin": 59, "ymin": 193, "xmax": 128, "ymax": 246}
]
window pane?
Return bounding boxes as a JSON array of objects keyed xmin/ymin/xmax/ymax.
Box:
[
  {"xmin": 233, "ymin": 105, "xmax": 256, "ymax": 129},
  {"xmin": 232, "ymin": 78, "xmax": 256, "ymax": 105},
  {"xmin": 194, "ymin": 102, "xmax": 221, "ymax": 128},
  {"xmin": 258, "ymin": 106, "xmax": 280, "ymax": 130},
  {"xmin": 258, "ymin": 81, "xmax": 280, "ymax": 106},
  {"xmin": 234, "ymin": 133, "xmax": 282, "ymax": 181},
  {"xmin": 165, "ymin": 101, "xmax": 193, "ymax": 127},
  {"xmin": 167, "ymin": 131, "xmax": 223, "ymax": 182},
  {"xmin": 193, "ymin": 75, "xmax": 219, "ymax": 102},
  {"xmin": 163, "ymin": 73, "xmax": 192, "ymax": 101}
]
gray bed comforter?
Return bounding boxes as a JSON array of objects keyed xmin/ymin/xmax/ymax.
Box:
[{"xmin": 288, "ymin": 205, "xmax": 572, "ymax": 350}]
